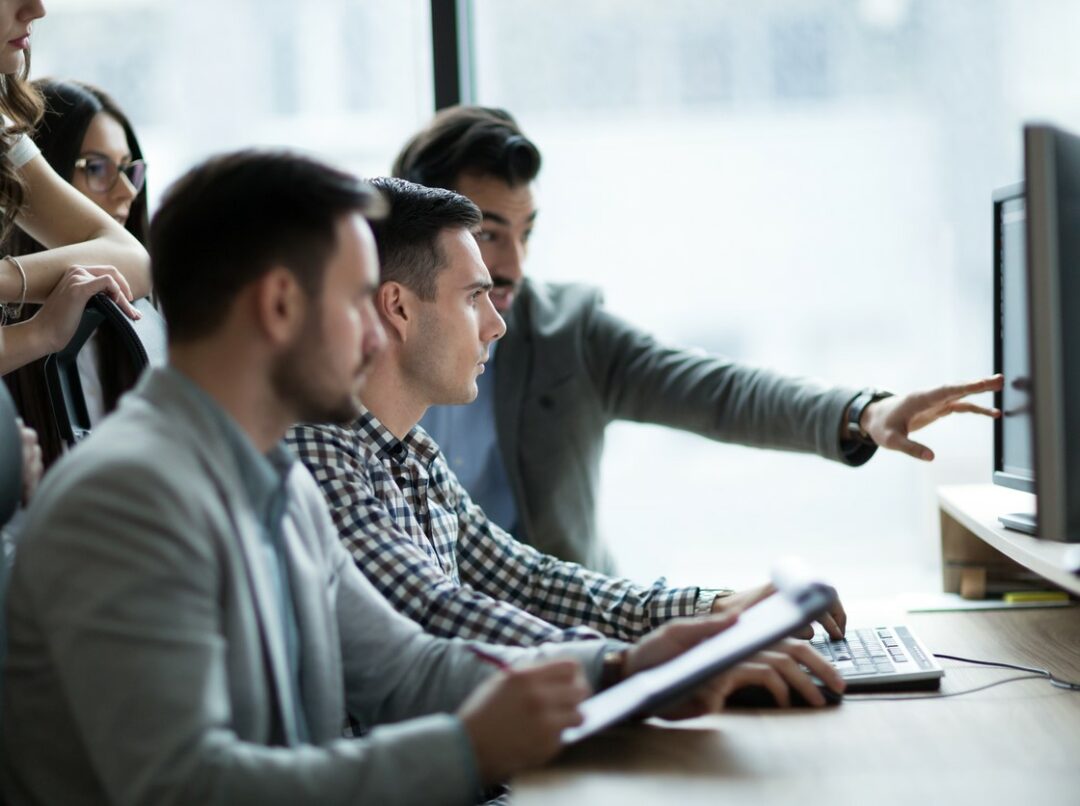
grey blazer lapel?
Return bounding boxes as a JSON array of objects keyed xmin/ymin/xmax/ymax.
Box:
[
  {"xmin": 226, "ymin": 506, "xmax": 303, "ymax": 745},
  {"xmin": 137, "ymin": 369, "xmax": 302, "ymax": 745},
  {"xmin": 280, "ymin": 510, "xmax": 341, "ymax": 743}
]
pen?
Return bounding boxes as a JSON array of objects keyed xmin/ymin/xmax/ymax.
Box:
[{"xmin": 467, "ymin": 645, "xmax": 511, "ymax": 671}]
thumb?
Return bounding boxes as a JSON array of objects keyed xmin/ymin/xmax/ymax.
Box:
[{"xmin": 888, "ymin": 434, "xmax": 934, "ymax": 462}]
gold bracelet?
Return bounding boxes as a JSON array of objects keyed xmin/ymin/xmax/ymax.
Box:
[{"xmin": 1, "ymin": 254, "xmax": 26, "ymax": 325}]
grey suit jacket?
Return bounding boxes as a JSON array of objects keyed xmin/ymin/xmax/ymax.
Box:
[
  {"xmin": 1, "ymin": 368, "xmax": 603, "ymax": 806},
  {"xmin": 495, "ymin": 279, "xmax": 872, "ymax": 573}
]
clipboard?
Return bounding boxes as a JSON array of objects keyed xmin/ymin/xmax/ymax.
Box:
[{"xmin": 562, "ymin": 562, "xmax": 837, "ymax": 744}]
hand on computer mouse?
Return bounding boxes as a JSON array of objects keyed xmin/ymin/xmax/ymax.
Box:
[
  {"xmin": 724, "ymin": 681, "xmax": 843, "ymax": 709},
  {"xmin": 713, "ymin": 640, "xmax": 846, "ymax": 710}
]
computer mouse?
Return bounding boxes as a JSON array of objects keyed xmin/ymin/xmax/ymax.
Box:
[{"xmin": 724, "ymin": 682, "xmax": 843, "ymax": 709}]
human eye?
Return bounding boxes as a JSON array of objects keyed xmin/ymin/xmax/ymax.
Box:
[
  {"xmin": 85, "ymin": 157, "xmax": 111, "ymax": 181},
  {"xmin": 475, "ymin": 230, "xmax": 495, "ymax": 243}
]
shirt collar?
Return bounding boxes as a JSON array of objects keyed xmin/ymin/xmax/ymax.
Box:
[{"xmin": 353, "ymin": 405, "xmax": 441, "ymax": 466}]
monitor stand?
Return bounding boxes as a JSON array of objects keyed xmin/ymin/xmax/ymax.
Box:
[{"xmin": 998, "ymin": 512, "xmax": 1037, "ymax": 535}]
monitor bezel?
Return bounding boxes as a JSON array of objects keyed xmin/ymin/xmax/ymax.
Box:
[
  {"xmin": 991, "ymin": 182, "xmax": 1035, "ymax": 493},
  {"xmin": 1024, "ymin": 123, "xmax": 1080, "ymax": 543}
]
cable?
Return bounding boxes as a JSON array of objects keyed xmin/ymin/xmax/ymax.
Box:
[
  {"xmin": 842, "ymin": 652, "xmax": 1080, "ymax": 701},
  {"xmin": 933, "ymin": 652, "xmax": 1080, "ymax": 691},
  {"xmin": 844, "ymin": 673, "xmax": 1045, "ymax": 701}
]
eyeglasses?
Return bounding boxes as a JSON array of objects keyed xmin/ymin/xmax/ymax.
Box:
[{"xmin": 74, "ymin": 152, "xmax": 147, "ymax": 194}]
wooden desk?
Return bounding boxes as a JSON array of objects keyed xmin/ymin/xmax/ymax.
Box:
[{"xmin": 514, "ymin": 607, "xmax": 1080, "ymax": 805}]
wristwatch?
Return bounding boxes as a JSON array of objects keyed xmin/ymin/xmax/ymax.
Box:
[
  {"xmin": 599, "ymin": 648, "xmax": 629, "ymax": 690},
  {"xmin": 844, "ymin": 389, "xmax": 893, "ymax": 445}
]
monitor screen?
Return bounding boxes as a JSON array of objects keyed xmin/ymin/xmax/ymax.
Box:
[{"xmin": 993, "ymin": 187, "xmax": 1035, "ymax": 492}]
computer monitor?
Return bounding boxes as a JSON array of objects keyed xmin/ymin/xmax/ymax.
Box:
[
  {"xmin": 992, "ymin": 183, "xmax": 1037, "ymax": 533},
  {"xmin": 1024, "ymin": 124, "xmax": 1080, "ymax": 544}
]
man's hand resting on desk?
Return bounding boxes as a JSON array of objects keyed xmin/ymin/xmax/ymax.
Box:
[
  {"xmin": 860, "ymin": 375, "xmax": 1003, "ymax": 461},
  {"xmin": 460, "ymin": 615, "xmax": 845, "ymax": 786},
  {"xmin": 621, "ymin": 615, "xmax": 845, "ymax": 719},
  {"xmin": 712, "ymin": 583, "xmax": 847, "ymax": 640}
]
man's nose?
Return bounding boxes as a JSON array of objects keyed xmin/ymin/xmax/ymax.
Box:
[{"xmin": 485, "ymin": 301, "xmax": 507, "ymax": 342}]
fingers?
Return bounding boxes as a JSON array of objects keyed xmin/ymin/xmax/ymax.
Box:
[
  {"xmin": 816, "ymin": 611, "xmax": 843, "ymax": 641},
  {"xmin": 517, "ymin": 662, "xmax": 589, "ymax": 733},
  {"xmin": 821, "ymin": 599, "xmax": 847, "ymax": 638},
  {"xmin": 69, "ymin": 265, "xmax": 141, "ymax": 320},
  {"xmin": 17, "ymin": 419, "xmax": 42, "ymax": 503},
  {"xmin": 883, "ymin": 433, "xmax": 934, "ymax": 462},
  {"xmin": 932, "ymin": 374, "xmax": 1003, "ymax": 401},
  {"xmin": 717, "ymin": 640, "xmax": 845, "ymax": 711},
  {"xmin": 782, "ymin": 639, "xmax": 845, "ymax": 695},
  {"xmin": 75, "ymin": 264, "xmax": 134, "ymax": 301},
  {"xmin": 946, "ymin": 401, "xmax": 1001, "ymax": 418},
  {"xmin": 721, "ymin": 662, "xmax": 792, "ymax": 708}
]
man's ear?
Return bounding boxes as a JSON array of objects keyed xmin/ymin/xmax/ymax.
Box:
[
  {"xmin": 376, "ymin": 281, "xmax": 416, "ymax": 343},
  {"xmin": 252, "ymin": 266, "xmax": 307, "ymax": 346}
]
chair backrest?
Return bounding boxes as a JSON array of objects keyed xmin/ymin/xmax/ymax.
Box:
[
  {"xmin": 0, "ymin": 382, "xmax": 23, "ymax": 529},
  {"xmin": 0, "ymin": 378, "xmax": 23, "ymax": 774},
  {"xmin": 43, "ymin": 295, "xmax": 166, "ymax": 447}
]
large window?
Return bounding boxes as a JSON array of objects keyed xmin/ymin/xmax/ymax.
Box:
[
  {"xmin": 28, "ymin": 1, "xmax": 1080, "ymax": 596},
  {"xmin": 33, "ymin": 0, "xmax": 434, "ymax": 209},
  {"xmin": 471, "ymin": 0, "xmax": 1080, "ymax": 594}
]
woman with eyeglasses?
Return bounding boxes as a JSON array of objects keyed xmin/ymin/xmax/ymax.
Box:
[
  {"xmin": 0, "ymin": 0, "xmax": 149, "ymax": 380},
  {"xmin": 5, "ymin": 78, "xmax": 154, "ymax": 465}
]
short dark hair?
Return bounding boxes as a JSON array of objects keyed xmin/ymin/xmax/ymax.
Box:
[
  {"xmin": 391, "ymin": 105, "xmax": 541, "ymax": 191},
  {"xmin": 367, "ymin": 177, "xmax": 481, "ymax": 301},
  {"xmin": 151, "ymin": 150, "xmax": 380, "ymax": 342}
]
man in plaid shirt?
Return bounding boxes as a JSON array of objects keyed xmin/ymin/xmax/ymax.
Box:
[{"xmin": 288, "ymin": 177, "xmax": 847, "ymax": 652}]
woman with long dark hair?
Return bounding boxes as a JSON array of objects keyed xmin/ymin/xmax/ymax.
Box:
[
  {"xmin": 0, "ymin": 0, "xmax": 149, "ymax": 378},
  {"xmin": 6, "ymin": 80, "xmax": 153, "ymax": 462}
]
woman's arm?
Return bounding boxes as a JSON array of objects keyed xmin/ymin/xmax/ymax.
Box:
[
  {"xmin": 0, "ymin": 266, "xmax": 136, "ymax": 374},
  {"xmin": 0, "ymin": 154, "xmax": 150, "ymax": 303}
]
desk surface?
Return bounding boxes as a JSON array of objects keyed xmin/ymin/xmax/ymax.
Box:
[{"xmin": 514, "ymin": 606, "xmax": 1080, "ymax": 805}]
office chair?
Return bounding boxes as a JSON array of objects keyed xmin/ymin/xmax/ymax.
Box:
[
  {"xmin": 43, "ymin": 294, "xmax": 166, "ymax": 447},
  {"xmin": 0, "ymin": 379, "xmax": 24, "ymax": 766},
  {"xmin": 0, "ymin": 381, "xmax": 23, "ymax": 529}
]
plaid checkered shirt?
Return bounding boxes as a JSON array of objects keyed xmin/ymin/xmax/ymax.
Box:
[{"xmin": 286, "ymin": 408, "xmax": 720, "ymax": 647}]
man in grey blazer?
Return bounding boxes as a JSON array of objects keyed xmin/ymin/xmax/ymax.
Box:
[
  {"xmin": 0, "ymin": 151, "xmax": 807, "ymax": 805},
  {"xmin": 396, "ymin": 106, "xmax": 1003, "ymax": 573}
]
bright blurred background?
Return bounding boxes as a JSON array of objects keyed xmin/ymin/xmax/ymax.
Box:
[{"xmin": 33, "ymin": 0, "xmax": 1080, "ymax": 595}]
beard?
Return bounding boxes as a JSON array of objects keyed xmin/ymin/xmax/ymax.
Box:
[{"xmin": 270, "ymin": 314, "xmax": 367, "ymax": 426}]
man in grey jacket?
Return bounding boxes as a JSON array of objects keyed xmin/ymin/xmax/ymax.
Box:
[
  {"xmin": 396, "ymin": 106, "xmax": 1003, "ymax": 573},
  {"xmin": 0, "ymin": 151, "xmax": 829, "ymax": 805}
]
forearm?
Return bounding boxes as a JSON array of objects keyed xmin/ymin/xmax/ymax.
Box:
[
  {"xmin": 352, "ymin": 530, "xmax": 605, "ymax": 647},
  {"xmin": 525, "ymin": 560, "xmax": 704, "ymax": 642},
  {"xmin": 586, "ymin": 308, "xmax": 861, "ymax": 461},
  {"xmin": 1, "ymin": 233, "xmax": 151, "ymax": 302},
  {"xmin": 0, "ymin": 317, "xmax": 49, "ymax": 373},
  {"xmin": 460, "ymin": 528, "xmax": 704, "ymax": 642}
]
